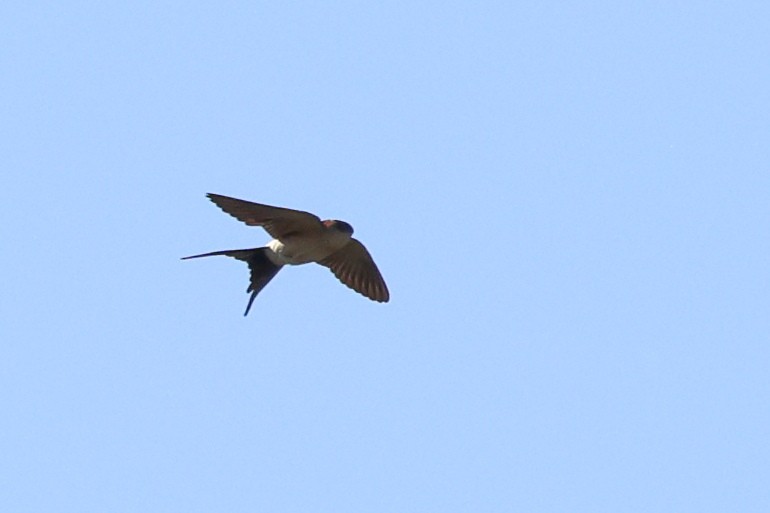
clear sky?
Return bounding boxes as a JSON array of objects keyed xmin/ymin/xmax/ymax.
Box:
[{"xmin": 2, "ymin": 2, "xmax": 769, "ymax": 512}]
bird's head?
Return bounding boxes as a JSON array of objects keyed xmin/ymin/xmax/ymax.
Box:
[{"xmin": 323, "ymin": 219, "xmax": 354, "ymax": 236}]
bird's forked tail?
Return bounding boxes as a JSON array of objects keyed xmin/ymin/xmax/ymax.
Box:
[{"xmin": 182, "ymin": 247, "xmax": 282, "ymax": 316}]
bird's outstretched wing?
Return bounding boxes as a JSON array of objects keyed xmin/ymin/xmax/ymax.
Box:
[
  {"xmin": 207, "ymin": 193, "xmax": 323, "ymax": 239},
  {"xmin": 318, "ymin": 239, "xmax": 389, "ymax": 302}
]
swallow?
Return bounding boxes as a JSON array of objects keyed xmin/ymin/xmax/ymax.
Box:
[{"xmin": 183, "ymin": 193, "xmax": 389, "ymax": 315}]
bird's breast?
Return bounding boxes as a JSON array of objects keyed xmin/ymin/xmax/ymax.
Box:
[{"xmin": 266, "ymin": 232, "xmax": 348, "ymax": 265}]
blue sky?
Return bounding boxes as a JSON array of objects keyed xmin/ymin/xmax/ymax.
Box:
[{"xmin": 2, "ymin": 2, "xmax": 769, "ymax": 511}]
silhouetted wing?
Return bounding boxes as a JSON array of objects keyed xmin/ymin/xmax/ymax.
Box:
[
  {"xmin": 207, "ymin": 193, "xmax": 323, "ymax": 239},
  {"xmin": 318, "ymin": 238, "xmax": 389, "ymax": 302}
]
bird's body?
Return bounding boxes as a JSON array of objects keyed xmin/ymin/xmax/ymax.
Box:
[
  {"xmin": 183, "ymin": 193, "xmax": 389, "ymax": 315},
  {"xmin": 263, "ymin": 224, "xmax": 351, "ymax": 266}
]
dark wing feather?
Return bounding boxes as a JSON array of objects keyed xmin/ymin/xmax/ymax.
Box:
[
  {"xmin": 318, "ymin": 239, "xmax": 389, "ymax": 302},
  {"xmin": 207, "ymin": 193, "xmax": 323, "ymax": 239}
]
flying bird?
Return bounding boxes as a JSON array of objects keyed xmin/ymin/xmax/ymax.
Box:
[{"xmin": 183, "ymin": 193, "xmax": 389, "ymax": 315}]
